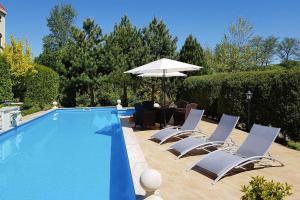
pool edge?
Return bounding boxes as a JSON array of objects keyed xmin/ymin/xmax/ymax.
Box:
[{"xmin": 120, "ymin": 118, "xmax": 148, "ymax": 198}]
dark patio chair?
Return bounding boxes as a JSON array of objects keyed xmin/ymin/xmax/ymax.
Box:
[
  {"xmin": 174, "ymin": 103, "xmax": 198, "ymax": 126},
  {"xmin": 133, "ymin": 103, "xmax": 157, "ymax": 129}
]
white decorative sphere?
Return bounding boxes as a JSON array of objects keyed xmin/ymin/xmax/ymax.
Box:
[
  {"xmin": 154, "ymin": 103, "xmax": 160, "ymax": 108},
  {"xmin": 140, "ymin": 169, "xmax": 162, "ymax": 192},
  {"xmin": 117, "ymin": 99, "xmax": 121, "ymax": 104},
  {"xmin": 53, "ymin": 101, "xmax": 58, "ymax": 106}
]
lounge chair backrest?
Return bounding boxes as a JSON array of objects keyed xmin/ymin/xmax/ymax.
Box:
[
  {"xmin": 185, "ymin": 103, "xmax": 198, "ymax": 119},
  {"xmin": 208, "ymin": 114, "xmax": 239, "ymax": 142},
  {"xmin": 181, "ymin": 109, "xmax": 204, "ymax": 131},
  {"xmin": 236, "ymin": 124, "xmax": 280, "ymax": 157}
]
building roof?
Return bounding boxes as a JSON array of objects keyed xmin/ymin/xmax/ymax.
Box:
[{"xmin": 0, "ymin": 4, "xmax": 7, "ymax": 15}]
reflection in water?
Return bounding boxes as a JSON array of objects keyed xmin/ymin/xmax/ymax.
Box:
[
  {"xmin": 52, "ymin": 113, "xmax": 59, "ymax": 121},
  {"xmin": 0, "ymin": 132, "xmax": 23, "ymax": 162}
]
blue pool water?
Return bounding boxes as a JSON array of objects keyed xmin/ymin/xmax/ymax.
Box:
[
  {"xmin": 0, "ymin": 108, "xmax": 135, "ymax": 200},
  {"xmin": 117, "ymin": 108, "xmax": 135, "ymax": 117}
]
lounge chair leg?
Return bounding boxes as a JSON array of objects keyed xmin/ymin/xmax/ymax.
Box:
[
  {"xmin": 175, "ymin": 154, "xmax": 183, "ymax": 160},
  {"xmin": 270, "ymin": 157, "xmax": 284, "ymax": 166},
  {"xmin": 185, "ymin": 159, "xmax": 200, "ymax": 171},
  {"xmin": 159, "ymin": 137, "xmax": 170, "ymax": 145},
  {"xmin": 163, "ymin": 147, "xmax": 171, "ymax": 152},
  {"xmin": 211, "ymin": 168, "xmax": 232, "ymax": 185}
]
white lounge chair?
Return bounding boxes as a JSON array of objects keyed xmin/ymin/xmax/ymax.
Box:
[
  {"xmin": 187, "ymin": 124, "xmax": 284, "ymax": 184},
  {"xmin": 168, "ymin": 114, "xmax": 239, "ymax": 159},
  {"xmin": 150, "ymin": 109, "xmax": 204, "ymax": 144}
]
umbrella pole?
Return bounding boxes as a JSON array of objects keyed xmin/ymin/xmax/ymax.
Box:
[{"xmin": 163, "ymin": 69, "xmax": 166, "ymax": 127}]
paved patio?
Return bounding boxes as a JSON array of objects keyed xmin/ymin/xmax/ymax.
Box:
[{"xmin": 133, "ymin": 119, "xmax": 300, "ymax": 200}]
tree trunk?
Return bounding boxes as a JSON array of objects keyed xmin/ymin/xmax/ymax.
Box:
[
  {"xmin": 90, "ymin": 87, "xmax": 96, "ymax": 107},
  {"xmin": 122, "ymin": 86, "xmax": 128, "ymax": 107}
]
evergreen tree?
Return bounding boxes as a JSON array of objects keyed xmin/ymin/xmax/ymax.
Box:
[
  {"xmin": 104, "ymin": 16, "xmax": 144, "ymax": 106},
  {"xmin": 142, "ymin": 17, "xmax": 177, "ymax": 60},
  {"xmin": 64, "ymin": 18, "xmax": 104, "ymax": 106},
  {"xmin": 179, "ymin": 34, "xmax": 207, "ymax": 74},
  {"xmin": 140, "ymin": 17, "xmax": 178, "ymax": 103}
]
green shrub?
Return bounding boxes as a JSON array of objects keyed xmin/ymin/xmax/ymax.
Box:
[
  {"xmin": 287, "ymin": 140, "xmax": 300, "ymax": 151},
  {"xmin": 241, "ymin": 176, "xmax": 292, "ymax": 200},
  {"xmin": 279, "ymin": 60, "xmax": 300, "ymax": 69},
  {"xmin": 182, "ymin": 73, "xmax": 229, "ymax": 119},
  {"xmin": 182, "ymin": 68, "xmax": 300, "ymax": 141},
  {"xmin": 0, "ymin": 55, "xmax": 13, "ymax": 101},
  {"xmin": 24, "ymin": 65, "xmax": 59, "ymax": 108}
]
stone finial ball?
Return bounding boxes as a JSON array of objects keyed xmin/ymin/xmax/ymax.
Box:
[
  {"xmin": 153, "ymin": 103, "xmax": 160, "ymax": 108},
  {"xmin": 140, "ymin": 169, "xmax": 162, "ymax": 192},
  {"xmin": 53, "ymin": 101, "xmax": 58, "ymax": 106}
]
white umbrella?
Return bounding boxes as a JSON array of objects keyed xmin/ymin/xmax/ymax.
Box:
[
  {"xmin": 138, "ymin": 71, "xmax": 187, "ymax": 77},
  {"xmin": 126, "ymin": 58, "xmax": 202, "ymax": 126},
  {"xmin": 125, "ymin": 58, "xmax": 202, "ymax": 74}
]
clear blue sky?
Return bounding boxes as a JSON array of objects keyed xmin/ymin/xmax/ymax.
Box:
[{"xmin": 2, "ymin": 0, "xmax": 300, "ymax": 57}]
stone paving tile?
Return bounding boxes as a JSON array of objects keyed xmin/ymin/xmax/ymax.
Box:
[
  {"xmin": 121, "ymin": 119, "xmax": 148, "ymax": 198},
  {"xmin": 135, "ymin": 120, "xmax": 300, "ymax": 200}
]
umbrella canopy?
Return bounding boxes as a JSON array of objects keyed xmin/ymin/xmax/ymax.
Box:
[
  {"xmin": 126, "ymin": 58, "xmax": 202, "ymax": 127},
  {"xmin": 138, "ymin": 71, "xmax": 187, "ymax": 77},
  {"xmin": 125, "ymin": 58, "xmax": 202, "ymax": 74}
]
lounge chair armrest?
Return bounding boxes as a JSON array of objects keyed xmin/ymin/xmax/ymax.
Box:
[
  {"xmin": 179, "ymin": 130, "xmax": 204, "ymax": 135},
  {"xmin": 191, "ymin": 134, "xmax": 207, "ymax": 139},
  {"xmin": 220, "ymin": 145, "xmax": 239, "ymax": 154},
  {"xmin": 191, "ymin": 129, "xmax": 207, "ymax": 137},
  {"xmin": 224, "ymin": 137, "xmax": 238, "ymax": 148}
]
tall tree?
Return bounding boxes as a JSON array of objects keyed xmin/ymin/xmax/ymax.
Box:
[
  {"xmin": 104, "ymin": 16, "xmax": 144, "ymax": 106},
  {"xmin": 141, "ymin": 17, "xmax": 178, "ymax": 102},
  {"xmin": 260, "ymin": 36, "xmax": 278, "ymax": 66},
  {"xmin": 277, "ymin": 37, "xmax": 300, "ymax": 62},
  {"xmin": 179, "ymin": 34, "xmax": 207, "ymax": 74},
  {"xmin": 249, "ymin": 36, "xmax": 264, "ymax": 66},
  {"xmin": 37, "ymin": 4, "xmax": 76, "ymax": 74},
  {"xmin": 2, "ymin": 36, "xmax": 34, "ymax": 100},
  {"xmin": 227, "ymin": 17, "xmax": 253, "ymax": 48},
  {"xmin": 64, "ymin": 18, "xmax": 104, "ymax": 106},
  {"xmin": 142, "ymin": 17, "xmax": 177, "ymax": 60},
  {"xmin": 250, "ymin": 36, "xmax": 278, "ymax": 67},
  {"xmin": 215, "ymin": 17, "xmax": 254, "ymax": 72},
  {"xmin": 203, "ymin": 48, "xmax": 217, "ymax": 73}
]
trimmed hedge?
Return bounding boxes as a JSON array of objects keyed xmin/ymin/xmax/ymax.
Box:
[
  {"xmin": 182, "ymin": 68, "xmax": 300, "ymax": 141},
  {"xmin": 0, "ymin": 56, "xmax": 13, "ymax": 101},
  {"xmin": 24, "ymin": 65, "xmax": 59, "ymax": 107}
]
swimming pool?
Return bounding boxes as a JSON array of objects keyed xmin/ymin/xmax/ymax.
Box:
[
  {"xmin": 117, "ymin": 108, "xmax": 135, "ymax": 117},
  {"xmin": 0, "ymin": 108, "xmax": 135, "ymax": 200}
]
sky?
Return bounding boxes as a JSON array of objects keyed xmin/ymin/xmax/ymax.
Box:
[{"xmin": 2, "ymin": 0, "xmax": 300, "ymax": 57}]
